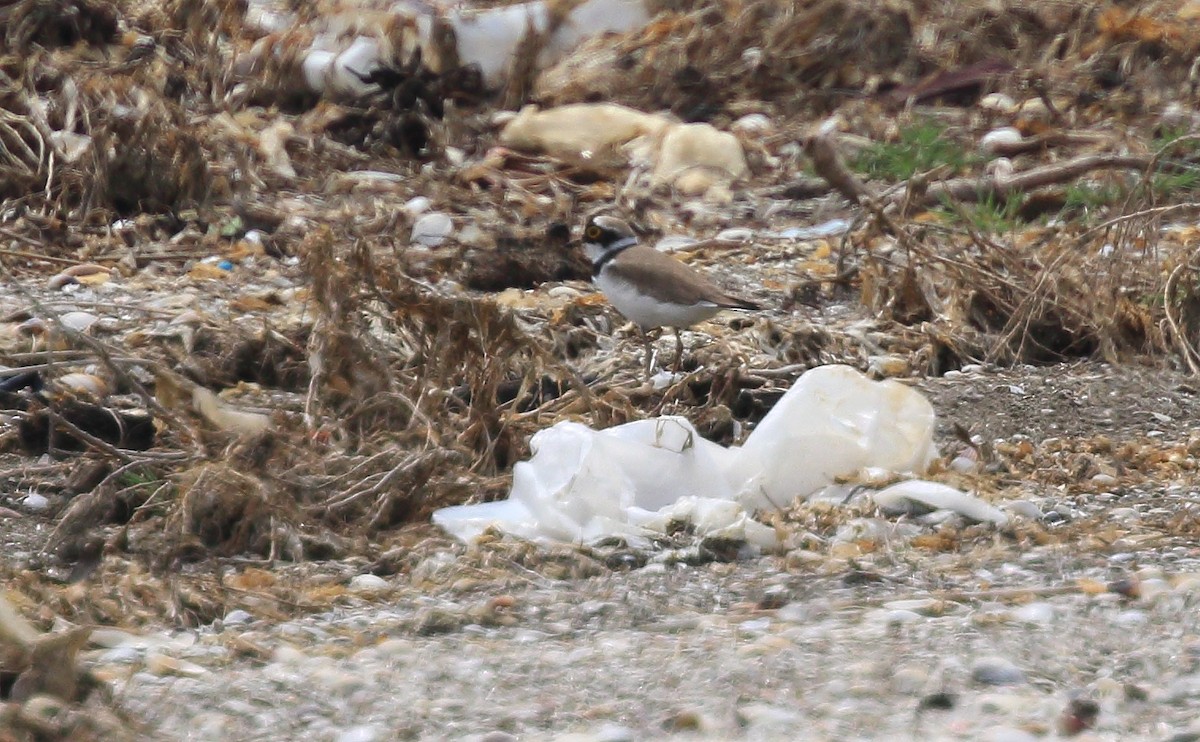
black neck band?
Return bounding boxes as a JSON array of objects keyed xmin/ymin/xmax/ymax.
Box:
[{"xmin": 592, "ymin": 239, "xmax": 636, "ymax": 277}]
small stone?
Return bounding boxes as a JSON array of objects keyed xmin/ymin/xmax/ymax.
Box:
[
  {"xmin": 948, "ymin": 455, "xmax": 979, "ymax": 473},
  {"xmin": 476, "ymin": 733, "xmax": 518, "ymax": 742},
  {"xmin": 547, "ymin": 286, "xmax": 582, "ymax": 299},
  {"xmin": 737, "ymin": 618, "xmax": 771, "ymax": 635},
  {"xmin": 21, "ymin": 493, "xmax": 50, "ymax": 512},
  {"xmin": 872, "ymin": 609, "xmax": 921, "ymax": 625},
  {"xmin": 411, "ymin": 212, "xmax": 454, "ymax": 246},
  {"xmin": 1091, "ymin": 473, "xmax": 1118, "ymax": 486},
  {"xmin": 145, "ymin": 651, "xmax": 207, "ymax": 677},
  {"xmin": 971, "ymin": 656, "xmax": 1026, "ymax": 686},
  {"xmin": 593, "ymin": 724, "xmax": 636, "ymax": 742},
  {"xmin": 654, "ymin": 234, "xmax": 699, "ymax": 253},
  {"xmin": 271, "ymin": 645, "xmax": 308, "ymax": 665},
  {"xmin": 731, "ymin": 113, "xmax": 773, "ymax": 135},
  {"xmin": 349, "ymin": 574, "xmax": 388, "ymax": 593},
  {"xmin": 88, "ymin": 628, "xmax": 147, "ymax": 648},
  {"xmin": 979, "ymin": 93, "xmax": 1017, "ymax": 113},
  {"xmin": 1007, "ymin": 602, "xmax": 1052, "ymax": 626},
  {"xmin": 867, "ymin": 354, "xmax": 909, "ymax": 378},
  {"xmin": 892, "ymin": 666, "xmax": 929, "ymax": 694},
  {"xmin": 98, "ymin": 645, "xmax": 143, "ymax": 664},
  {"xmin": 917, "ymin": 692, "xmax": 957, "ymax": 711},
  {"xmin": 1004, "ymin": 500, "xmax": 1042, "ymax": 519},
  {"xmin": 415, "ymin": 607, "xmax": 464, "ymax": 635},
  {"xmin": 882, "ymin": 598, "xmax": 942, "ymax": 615},
  {"xmin": 1115, "ymin": 609, "xmax": 1147, "ymax": 626},
  {"xmin": 980, "ymin": 127, "xmax": 1023, "ymax": 153},
  {"xmin": 980, "ymin": 727, "xmax": 1038, "ymax": 742},
  {"xmin": 60, "ymin": 310, "xmax": 100, "ymax": 332},
  {"xmin": 662, "ymin": 709, "xmax": 704, "ymax": 732},
  {"xmin": 336, "ymin": 725, "xmax": 383, "ymax": 742},
  {"xmin": 736, "ymin": 702, "xmax": 802, "ymax": 729},
  {"xmin": 715, "ymin": 228, "xmax": 754, "ymax": 242},
  {"xmin": 1058, "ymin": 697, "xmax": 1099, "ymax": 735},
  {"xmin": 222, "ymin": 610, "xmax": 253, "ymax": 626}
]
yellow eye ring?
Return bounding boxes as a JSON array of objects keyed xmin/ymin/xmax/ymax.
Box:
[{"xmin": 586, "ymin": 225, "xmax": 602, "ymax": 239}]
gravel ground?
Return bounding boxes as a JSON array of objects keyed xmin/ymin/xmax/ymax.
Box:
[{"xmin": 105, "ymin": 550, "xmax": 1200, "ymax": 742}]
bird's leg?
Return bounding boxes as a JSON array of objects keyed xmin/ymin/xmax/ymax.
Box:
[
  {"xmin": 641, "ymin": 329, "xmax": 654, "ymax": 380},
  {"xmin": 672, "ymin": 328, "xmax": 684, "ymax": 373}
]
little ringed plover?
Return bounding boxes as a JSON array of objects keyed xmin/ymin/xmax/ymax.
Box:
[{"xmin": 581, "ymin": 215, "xmax": 759, "ymax": 374}]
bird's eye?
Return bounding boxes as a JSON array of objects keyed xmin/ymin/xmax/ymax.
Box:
[{"xmin": 586, "ymin": 225, "xmax": 602, "ymax": 239}]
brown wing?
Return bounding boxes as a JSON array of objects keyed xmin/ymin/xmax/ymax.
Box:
[{"xmin": 605, "ymin": 246, "xmax": 760, "ymax": 309}]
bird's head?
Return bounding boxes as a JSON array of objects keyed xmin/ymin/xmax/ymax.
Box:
[{"xmin": 581, "ymin": 215, "xmax": 637, "ymax": 263}]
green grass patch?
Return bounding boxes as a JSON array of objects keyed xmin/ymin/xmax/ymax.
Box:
[
  {"xmin": 118, "ymin": 468, "xmax": 160, "ymax": 488},
  {"xmin": 852, "ymin": 119, "xmax": 977, "ymax": 181},
  {"xmin": 936, "ymin": 191, "xmax": 1027, "ymax": 234}
]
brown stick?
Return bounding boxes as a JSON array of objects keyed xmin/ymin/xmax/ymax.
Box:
[
  {"xmin": 804, "ymin": 133, "xmax": 876, "ymax": 205},
  {"xmin": 917, "ymin": 154, "xmax": 1155, "ymax": 210}
]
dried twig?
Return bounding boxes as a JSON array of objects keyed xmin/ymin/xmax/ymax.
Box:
[{"xmin": 1163, "ymin": 250, "xmax": 1200, "ymax": 376}]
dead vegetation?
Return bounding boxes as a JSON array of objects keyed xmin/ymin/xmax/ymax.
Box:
[{"xmin": 5, "ymin": 4, "xmax": 1200, "ymax": 733}]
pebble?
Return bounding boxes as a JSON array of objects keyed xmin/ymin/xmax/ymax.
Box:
[
  {"xmin": 335, "ymin": 725, "xmax": 383, "ymax": 742},
  {"xmin": 971, "ymin": 656, "xmax": 1027, "ymax": 686},
  {"xmin": 948, "ymin": 454, "xmax": 979, "ymax": 473},
  {"xmin": 871, "ymin": 609, "xmax": 922, "ymax": 625},
  {"xmin": 20, "ymin": 493, "xmax": 50, "ymax": 512},
  {"xmin": 547, "ymin": 285, "xmax": 582, "ymax": 299},
  {"xmin": 57, "ymin": 372, "xmax": 109, "ymax": 397},
  {"xmin": 980, "ymin": 127, "xmax": 1023, "ymax": 153},
  {"xmin": 979, "ymin": 93, "xmax": 1017, "ymax": 113},
  {"xmin": 591, "ymin": 723, "xmax": 636, "ymax": 742},
  {"xmin": 349, "ymin": 573, "xmax": 389, "ymax": 592},
  {"xmin": 411, "ymin": 212, "xmax": 454, "ymax": 246},
  {"xmin": 736, "ymin": 702, "xmax": 802, "ymax": 729},
  {"xmin": 715, "ymin": 228, "xmax": 754, "ymax": 242},
  {"xmin": 1115, "ymin": 609, "xmax": 1147, "ymax": 626},
  {"xmin": 731, "ymin": 113, "xmax": 773, "ymax": 135},
  {"xmin": 891, "ymin": 665, "xmax": 929, "ymax": 694},
  {"xmin": 1004, "ymin": 500, "xmax": 1042, "ymax": 519},
  {"xmin": 223, "ymin": 609, "xmax": 254, "ymax": 626},
  {"xmin": 737, "ymin": 618, "xmax": 771, "ymax": 635},
  {"xmin": 60, "ymin": 310, "xmax": 101, "ymax": 332},
  {"xmin": 883, "ymin": 598, "xmax": 942, "ymax": 615},
  {"xmin": 271, "ymin": 645, "xmax": 309, "ymax": 665},
  {"xmin": 654, "ymin": 234, "xmax": 699, "ymax": 253},
  {"xmin": 980, "ymin": 727, "xmax": 1038, "ymax": 742},
  {"xmin": 1013, "ymin": 602, "xmax": 1054, "ymax": 625},
  {"xmin": 98, "ymin": 645, "xmax": 143, "ymax": 664},
  {"xmin": 867, "ymin": 354, "xmax": 909, "ymax": 378},
  {"xmin": 146, "ymin": 651, "xmax": 208, "ymax": 677},
  {"xmin": 777, "ymin": 218, "xmax": 851, "ymax": 240}
]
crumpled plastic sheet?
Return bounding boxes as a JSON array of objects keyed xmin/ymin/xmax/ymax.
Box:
[{"xmin": 434, "ymin": 365, "xmax": 1003, "ymax": 548}]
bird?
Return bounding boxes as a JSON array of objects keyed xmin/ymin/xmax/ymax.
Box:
[{"xmin": 580, "ymin": 215, "xmax": 759, "ymax": 376}]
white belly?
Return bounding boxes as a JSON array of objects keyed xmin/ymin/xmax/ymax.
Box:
[{"xmin": 595, "ymin": 272, "xmax": 721, "ymax": 329}]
